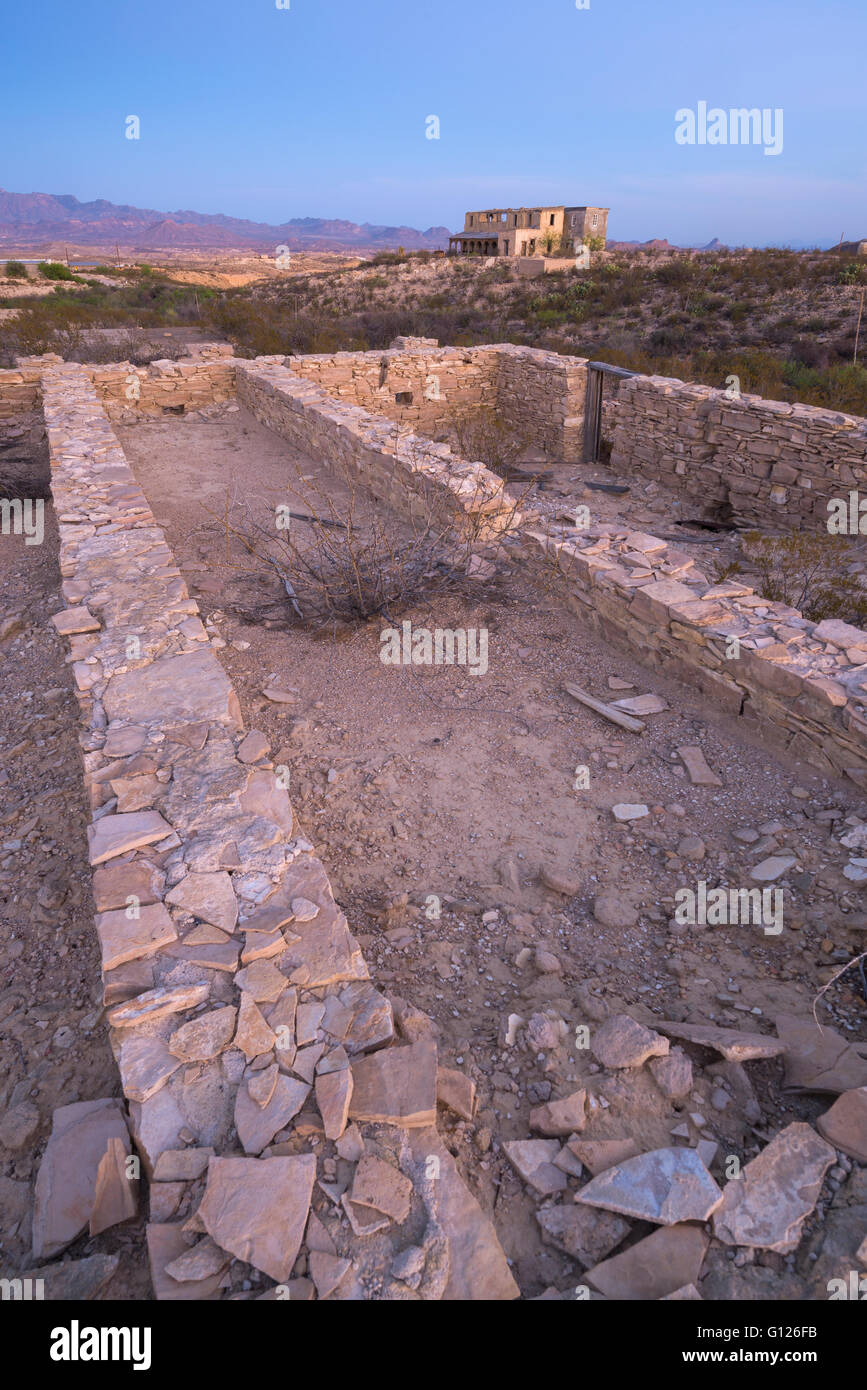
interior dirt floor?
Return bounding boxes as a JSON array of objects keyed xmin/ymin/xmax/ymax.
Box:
[{"xmin": 115, "ymin": 401, "xmax": 867, "ymax": 1297}]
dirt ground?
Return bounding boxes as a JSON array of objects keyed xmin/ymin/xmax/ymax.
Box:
[{"xmin": 117, "ymin": 401, "xmax": 867, "ymax": 1296}]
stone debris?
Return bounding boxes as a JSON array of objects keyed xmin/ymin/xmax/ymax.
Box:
[
  {"xmin": 530, "ymin": 1089, "xmax": 586, "ymax": 1136},
  {"xmin": 96, "ymin": 902, "xmax": 177, "ymax": 972},
  {"xmin": 351, "ymin": 1154, "xmax": 413, "ymax": 1223},
  {"xmin": 585, "ymin": 1224, "xmax": 709, "ymax": 1300},
  {"xmin": 591, "ymin": 1014, "xmax": 669, "ymax": 1069},
  {"xmin": 198, "ymin": 1155, "xmax": 316, "ymax": 1282},
  {"xmin": 536, "ymin": 1203, "xmax": 629, "ymax": 1266},
  {"xmin": 107, "ymin": 983, "xmax": 210, "ymax": 1028},
  {"xmin": 87, "ymin": 810, "xmax": 173, "ymax": 865},
  {"xmin": 713, "ymin": 1122, "xmax": 835, "ymax": 1252},
  {"xmin": 32, "ymin": 1099, "xmax": 131, "ymax": 1259},
  {"xmin": 309, "ymin": 1250, "xmax": 352, "ymax": 1300},
  {"xmin": 676, "ymin": 746, "xmax": 722, "ymax": 786},
  {"xmin": 504, "ymin": 1139, "xmax": 570, "ymax": 1196},
  {"xmin": 0, "ymin": 1254, "xmax": 120, "ymax": 1301},
  {"xmin": 657, "ymin": 1020, "xmax": 785, "ymax": 1063},
  {"xmin": 436, "ymin": 1066, "xmax": 477, "ymax": 1121},
  {"xmin": 775, "ymin": 1013, "xmax": 867, "ymax": 1093},
  {"xmin": 816, "ymin": 1088, "xmax": 867, "ymax": 1162},
  {"xmin": 235, "ymin": 1075, "xmax": 310, "ymax": 1154},
  {"xmin": 166, "ymin": 871, "xmax": 238, "ymax": 933},
  {"xmin": 315, "ymin": 1069, "xmax": 353, "ymax": 1140},
  {"xmin": 169, "ymin": 1006, "xmax": 237, "ymax": 1062},
  {"xmin": 576, "ymin": 1147, "xmax": 723, "ymax": 1225},
  {"xmin": 567, "ymin": 1138, "xmax": 642, "ymax": 1175},
  {"xmin": 349, "ymin": 1041, "xmax": 437, "ymax": 1127},
  {"xmin": 146, "ymin": 1223, "xmax": 225, "ymax": 1301}
]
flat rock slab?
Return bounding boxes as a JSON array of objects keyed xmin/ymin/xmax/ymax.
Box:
[
  {"xmin": 576, "ymin": 1147, "xmax": 723, "ymax": 1225},
  {"xmin": 657, "ymin": 1020, "xmax": 785, "ymax": 1063},
  {"xmin": 169, "ymin": 1006, "xmax": 237, "ymax": 1063},
  {"xmin": 436, "ymin": 1066, "xmax": 476, "ymax": 1121},
  {"xmin": 32, "ymin": 1099, "xmax": 131, "ymax": 1260},
  {"xmin": 406, "ymin": 1127, "xmax": 520, "ymax": 1300},
  {"xmin": 775, "ymin": 1013, "xmax": 867, "ymax": 1094},
  {"xmin": 198, "ymin": 1154, "xmax": 316, "ymax": 1283},
  {"xmin": 349, "ymin": 1041, "xmax": 437, "ymax": 1128},
  {"xmin": 530, "ymin": 1089, "xmax": 586, "ymax": 1136},
  {"xmin": 677, "ymin": 746, "xmax": 722, "ymax": 786},
  {"xmin": 104, "ymin": 647, "xmax": 241, "ymax": 729},
  {"xmin": 96, "ymin": 902, "xmax": 177, "ymax": 972},
  {"xmin": 116, "ymin": 1033, "xmax": 181, "ymax": 1103},
  {"xmin": 315, "ymin": 1069, "xmax": 353, "ymax": 1141},
  {"xmin": 713, "ymin": 1122, "xmax": 835, "ymax": 1253},
  {"xmin": 592, "ymin": 1014, "xmax": 669, "ymax": 1069},
  {"xmin": 51, "ymin": 606, "xmax": 100, "ymax": 635},
  {"xmin": 751, "ymin": 856, "xmax": 797, "ymax": 882},
  {"xmin": 504, "ymin": 1139, "xmax": 569, "ymax": 1195},
  {"xmin": 91, "ymin": 1136, "xmax": 138, "ymax": 1236},
  {"xmin": 816, "ymin": 1088, "xmax": 867, "ymax": 1163},
  {"xmin": 235, "ymin": 1075, "xmax": 310, "ymax": 1154},
  {"xmin": 88, "ymin": 811, "xmax": 172, "ymax": 865},
  {"xmin": 108, "ymin": 983, "xmax": 210, "ymax": 1028},
  {"xmin": 536, "ymin": 1202, "xmax": 629, "ymax": 1267},
  {"xmin": 166, "ymin": 871, "xmax": 238, "ymax": 934},
  {"xmin": 350, "ymin": 1154, "xmax": 413, "ymax": 1223},
  {"xmin": 92, "ymin": 860, "xmax": 165, "ymax": 913},
  {"xmin": 567, "ymin": 1137, "xmax": 643, "ymax": 1175},
  {"xmin": 146, "ymin": 1223, "xmax": 225, "ymax": 1301},
  {"xmin": 585, "ymin": 1223, "xmax": 709, "ymax": 1300}
]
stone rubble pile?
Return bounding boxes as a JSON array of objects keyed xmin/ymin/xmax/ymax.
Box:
[
  {"xmin": 35, "ymin": 362, "xmax": 518, "ymax": 1300},
  {"xmin": 501, "ymin": 1010, "xmax": 867, "ymax": 1300}
]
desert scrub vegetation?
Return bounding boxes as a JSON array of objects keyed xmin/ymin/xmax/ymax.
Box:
[
  {"xmin": 719, "ymin": 532, "xmax": 867, "ymax": 627},
  {"xmin": 3, "ymin": 260, "xmax": 27, "ymax": 279}
]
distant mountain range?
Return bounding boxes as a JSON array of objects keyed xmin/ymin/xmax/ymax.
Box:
[
  {"xmin": 0, "ymin": 189, "xmax": 451, "ymax": 252},
  {"xmin": 608, "ymin": 237, "xmax": 728, "ymax": 252}
]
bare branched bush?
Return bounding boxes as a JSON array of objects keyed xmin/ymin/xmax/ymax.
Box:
[
  {"xmin": 446, "ymin": 404, "xmax": 533, "ymax": 479},
  {"xmin": 202, "ymin": 442, "xmax": 529, "ymax": 631}
]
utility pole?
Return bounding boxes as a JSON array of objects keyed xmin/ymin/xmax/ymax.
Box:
[
  {"xmin": 115, "ymin": 243, "xmax": 121, "ymax": 268},
  {"xmin": 64, "ymin": 246, "xmax": 70, "ymax": 267}
]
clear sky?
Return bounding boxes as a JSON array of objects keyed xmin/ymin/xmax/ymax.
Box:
[{"xmin": 2, "ymin": 0, "xmax": 865, "ymax": 246}]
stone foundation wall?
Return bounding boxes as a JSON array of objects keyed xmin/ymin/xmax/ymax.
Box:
[
  {"xmin": 90, "ymin": 354, "xmax": 236, "ymax": 420},
  {"xmin": 522, "ymin": 522, "xmax": 867, "ymax": 780},
  {"xmin": 610, "ymin": 374, "xmax": 867, "ymax": 530},
  {"xmin": 235, "ymin": 358, "xmax": 519, "ymax": 538},
  {"xmin": 285, "ymin": 346, "xmax": 499, "ymax": 440},
  {"xmin": 38, "ymin": 360, "xmax": 517, "ymax": 1301},
  {"xmin": 492, "ymin": 345, "xmax": 587, "ymax": 460},
  {"xmin": 0, "ymin": 364, "xmax": 43, "ymax": 421}
]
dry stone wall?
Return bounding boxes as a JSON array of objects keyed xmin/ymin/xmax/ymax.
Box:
[
  {"xmin": 610, "ymin": 374, "xmax": 867, "ymax": 531},
  {"xmin": 285, "ymin": 346, "xmax": 498, "ymax": 438},
  {"xmin": 90, "ymin": 349, "xmax": 235, "ymax": 420},
  {"xmin": 39, "ymin": 360, "xmax": 518, "ymax": 1300},
  {"xmin": 0, "ymin": 363, "xmax": 43, "ymax": 421},
  {"xmin": 522, "ymin": 522, "xmax": 867, "ymax": 780},
  {"xmin": 235, "ymin": 357, "xmax": 519, "ymax": 538}
]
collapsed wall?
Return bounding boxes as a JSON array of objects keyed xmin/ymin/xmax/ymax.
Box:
[
  {"xmin": 610, "ymin": 374, "xmax": 867, "ymax": 531},
  {"xmin": 39, "ymin": 360, "xmax": 518, "ymax": 1300}
]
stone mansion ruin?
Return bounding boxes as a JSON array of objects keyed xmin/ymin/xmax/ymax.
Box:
[
  {"xmin": 448, "ymin": 205, "xmax": 609, "ymax": 257},
  {"xmin": 2, "ymin": 333, "xmax": 867, "ymax": 1302}
]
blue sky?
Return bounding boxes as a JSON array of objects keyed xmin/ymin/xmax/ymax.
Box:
[{"xmin": 3, "ymin": 0, "xmax": 865, "ymax": 245}]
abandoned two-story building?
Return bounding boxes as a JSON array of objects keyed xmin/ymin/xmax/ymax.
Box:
[{"xmin": 448, "ymin": 205, "xmax": 609, "ymax": 257}]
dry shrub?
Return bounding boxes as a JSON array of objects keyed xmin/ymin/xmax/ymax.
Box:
[
  {"xmin": 737, "ymin": 530, "xmax": 867, "ymax": 626},
  {"xmin": 204, "ymin": 443, "xmax": 528, "ymax": 630}
]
